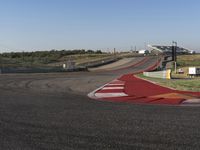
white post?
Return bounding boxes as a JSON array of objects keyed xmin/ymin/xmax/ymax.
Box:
[{"xmin": 174, "ymin": 61, "xmax": 177, "ymax": 74}]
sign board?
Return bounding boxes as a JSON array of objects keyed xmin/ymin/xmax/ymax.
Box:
[
  {"xmin": 188, "ymin": 67, "xmax": 200, "ymax": 75},
  {"xmin": 196, "ymin": 68, "xmax": 200, "ymax": 74},
  {"xmin": 189, "ymin": 67, "xmax": 196, "ymax": 75}
]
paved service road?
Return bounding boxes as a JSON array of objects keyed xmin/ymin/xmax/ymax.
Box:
[{"xmin": 0, "ymin": 56, "xmax": 200, "ymax": 150}]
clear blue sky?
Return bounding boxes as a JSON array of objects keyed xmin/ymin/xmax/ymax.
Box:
[{"xmin": 0, "ymin": 0, "xmax": 200, "ymax": 52}]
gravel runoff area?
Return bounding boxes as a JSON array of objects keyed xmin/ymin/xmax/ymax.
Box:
[{"xmin": 0, "ymin": 56, "xmax": 200, "ymax": 150}]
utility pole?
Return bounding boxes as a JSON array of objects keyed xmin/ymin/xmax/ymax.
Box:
[
  {"xmin": 114, "ymin": 48, "xmax": 116, "ymax": 54},
  {"xmin": 113, "ymin": 48, "xmax": 117, "ymax": 59},
  {"xmin": 0, "ymin": 52, "xmax": 2, "ymax": 74},
  {"xmin": 131, "ymin": 46, "xmax": 133, "ymax": 52}
]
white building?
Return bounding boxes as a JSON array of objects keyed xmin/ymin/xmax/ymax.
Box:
[{"xmin": 138, "ymin": 49, "xmax": 149, "ymax": 54}]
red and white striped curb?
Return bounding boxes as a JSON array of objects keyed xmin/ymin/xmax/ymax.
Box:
[{"xmin": 88, "ymin": 79, "xmax": 128, "ymax": 99}]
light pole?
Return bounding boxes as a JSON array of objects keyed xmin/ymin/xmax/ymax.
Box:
[
  {"xmin": 172, "ymin": 41, "xmax": 177, "ymax": 73},
  {"xmin": 0, "ymin": 52, "xmax": 2, "ymax": 74}
]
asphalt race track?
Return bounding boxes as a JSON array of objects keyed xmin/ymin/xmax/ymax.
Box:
[{"xmin": 0, "ymin": 56, "xmax": 200, "ymax": 150}]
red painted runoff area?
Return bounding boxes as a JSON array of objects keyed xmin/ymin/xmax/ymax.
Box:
[
  {"xmin": 101, "ymin": 74, "xmax": 200, "ymax": 105},
  {"xmin": 120, "ymin": 74, "xmax": 173, "ymax": 97},
  {"xmin": 88, "ymin": 57, "xmax": 200, "ymax": 106}
]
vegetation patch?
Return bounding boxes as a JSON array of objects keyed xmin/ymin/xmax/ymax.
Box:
[
  {"xmin": 0, "ymin": 49, "xmax": 106, "ymax": 67},
  {"xmin": 177, "ymin": 54, "xmax": 200, "ymax": 67},
  {"xmin": 137, "ymin": 74, "xmax": 200, "ymax": 92}
]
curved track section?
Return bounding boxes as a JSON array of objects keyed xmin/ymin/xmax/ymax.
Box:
[
  {"xmin": 88, "ymin": 57, "xmax": 200, "ymax": 106},
  {"xmin": 90, "ymin": 74, "xmax": 200, "ymax": 105},
  {"xmin": 89, "ymin": 57, "xmax": 144, "ymax": 72},
  {"xmin": 0, "ymin": 56, "xmax": 200, "ymax": 149}
]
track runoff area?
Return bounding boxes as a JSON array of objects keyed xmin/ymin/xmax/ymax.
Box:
[{"xmin": 88, "ymin": 57, "xmax": 200, "ymax": 106}]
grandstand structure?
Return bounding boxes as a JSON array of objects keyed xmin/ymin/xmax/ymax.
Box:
[{"xmin": 148, "ymin": 45, "xmax": 194, "ymax": 54}]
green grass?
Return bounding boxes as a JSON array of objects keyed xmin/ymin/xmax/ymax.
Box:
[
  {"xmin": 137, "ymin": 74, "xmax": 200, "ymax": 92},
  {"xmin": 177, "ymin": 54, "xmax": 200, "ymax": 67},
  {"xmin": 137, "ymin": 54, "xmax": 200, "ymax": 92},
  {"xmin": 0, "ymin": 53, "xmax": 114, "ymax": 67},
  {"xmin": 168, "ymin": 54, "xmax": 200, "ymax": 78},
  {"xmin": 0, "ymin": 52, "xmax": 138, "ymax": 68}
]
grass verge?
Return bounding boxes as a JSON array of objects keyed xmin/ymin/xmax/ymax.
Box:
[
  {"xmin": 177, "ymin": 54, "xmax": 200, "ymax": 67},
  {"xmin": 137, "ymin": 74, "xmax": 200, "ymax": 92}
]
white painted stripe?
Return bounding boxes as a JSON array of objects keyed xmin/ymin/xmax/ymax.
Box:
[
  {"xmin": 95, "ymin": 92, "xmax": 128, "ymax": 98},
  {"xmin": 87, "ymin": 79, "xmax": 126, "ymax": 99},
  {"xmin": 108, "ymin": 84, "xmax": 124, "ymax": 86},
  {"xmin": 102, "ymin": 87, "xmax": 124, "ymax": 90},
  {"xmin": 182, "ymin": 99, "xmax": 200, "ymax": 104}
]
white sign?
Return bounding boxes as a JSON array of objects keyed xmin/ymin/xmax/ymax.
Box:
[
  {"xmin": 63, "ymin": 64, "xmax": 66, "ymax": 69},
  {"xmin": 189, "ymin": 67, "xmax": 196, "ymax": 75}
]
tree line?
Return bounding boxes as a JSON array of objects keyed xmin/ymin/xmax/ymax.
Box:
[{"xmin": 0, "ymin": 49, "xmax": 103, "ymax": 59}]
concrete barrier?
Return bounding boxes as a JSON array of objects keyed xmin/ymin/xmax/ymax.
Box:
[
  {"xmin": 80, "ymin": 57, "xmax": 119, "ymax": 68},
  {"xmin": 143, "ymin": 69, "xmax": 171, "ymax": 79}
]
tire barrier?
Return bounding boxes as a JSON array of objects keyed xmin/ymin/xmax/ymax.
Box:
[{"xmin": 143, "ymin": 69, "xmax": 171, "ymax": 79}]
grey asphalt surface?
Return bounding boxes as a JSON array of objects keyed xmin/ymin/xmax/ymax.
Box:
[{"xmin": 0, "ymin": 56, "xmax": 200, "ymax": 150}]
